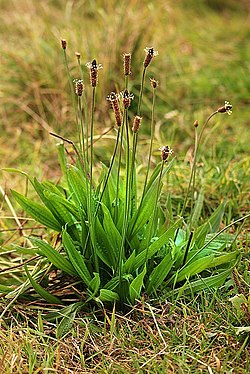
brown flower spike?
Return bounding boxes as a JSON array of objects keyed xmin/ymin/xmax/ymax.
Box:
[
  {"xmin": 144, "ymin": 47, "xmax": 159, "ymax": 68},
  {"xmin": 86, "ymin": 59, "xmax": 103, "ymax": 87},
  {"xmin": 132, "ymin": 116, "xmax": 142, "ymax": 133},
  {"xmin": 121, "ymin": 89, "xmax": 134, "ymax": 109},
  {"xmin": 160, "ymin": 145, "xmax": 174, "ymax": 162},
  {"xmin": 107, "ymin": 92, "xmax": 122, "ymax": 127},
  {"xmin": 123, "ymin": 53, "xmax": 131, "ymax": 76},
  {"xmin": 74, "ymin": 79, "xmax": 84, "ymax": 96},
  {"xmin": 61, "ymin": 39, "xmax": 67, "ymax": 50}
]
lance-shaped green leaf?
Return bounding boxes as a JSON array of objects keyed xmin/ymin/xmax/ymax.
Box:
[
  {"xmin": 130, "ymin": 219, "xmax": 182, "ymax": 271},
  {"xmin": 88, "ymin": 272, "xmax": 101, "ymax": 296},
  {"xmin": 30, "ymin": 237, "xmax": 77, "ymax": 276},
  {"xmin": 12, "ymin": 190, "xmax": 61, "ymax": 231},
  {"xmin": 67, "ymin": 166, "xmax": 88, "ymax": 211},
  {"xmin": 129, "ymin": 265, "xmax": 147, "ymax": 304},
  {"xmin": 102, "ymin": 203, "xmax": 122, "ymax": 253},
  {"xmin": 127, "ymin": 179, "xmax": 160, "ymax": 240},
  {"xmin": 175, "ymin": 251, "xmax": 238, "ymax": 283},
  {"xmin": 147, "ymin": 253, "xmax": 174, "ymax": 295},
  {"xmin": 62, "ymin": 230, "xmax": 92, "ymax": 287},
  {"xmin": 92, "ymin": 218, "xmax": 116, "ymax": 268},
  {"xmin": 25, "ymin": 265, "xmax": 62, "ymax": 304},
  {"xmin": 170, "ymin": 268, "xmax": 233, "ymax": 296},
  {"xmin": 193, "ymin": 202, "xmax": 226, "ymax": 249},
  {"xmin": 99, "ymin": 289, "xmax": 120, "ymax": 302}
]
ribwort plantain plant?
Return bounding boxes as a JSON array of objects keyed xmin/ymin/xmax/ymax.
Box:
[{"xmin": 2, "ymin": 40, "xmax": 248, "ymax": 321}]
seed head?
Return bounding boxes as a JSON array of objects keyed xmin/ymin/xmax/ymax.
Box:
[
  {"xmin": 123, "ymin": 53, "xmax": 131, "ymax": 76},
  {"xmin": 74, "ymin": 79, "xmax": 84, "ymax": 96},
  {"xmin": 194, "ymin": 119, "xmax": 199, "ymax": 128},
  {"xmin": 107, "ymin": 92, "xmax": 122, "ymax": 127},
  {"xmin": 144, "ymin": 47, "xmax": 159, "ymax": 68},
  {"xmin": 86, "ymin": 59, "xmax": 103, "ymax": 87},
  {"xmin": 121, "ymin": 89, "xmax": 134, "ymax": 109},
  {"xmin": 132, "ymin": 116, "xmax": 142, "ymax": 133},
  {"xmin": 150, "ymin": 77, "xmax": 159, "ymax": 89},
  {"xmin": 159, "ymin": 145, "xmax": 174, "ymax": 162},
  {"xmin": 61, "ymin": 39, "xmax": 67, "ymax": 50},
  {"xmin": 75, "ymin": 52, "xmax": 81, "ymax": 60},
  {"xmin": 217, "ymin": 101, "xmax": 233, "ymax": 115}
]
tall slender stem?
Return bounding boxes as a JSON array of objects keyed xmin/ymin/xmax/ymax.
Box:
[
  {"xmin": 114, "ymin": 115, "xmax": 125, "ymax": 223},
  {"xmin": 137, "ymin": 67, "xmax": 146, "ymax": 116},
  {"xmin": 141, "ymin": 85, "xmax": 156, "ymax": 202},
  {"xmin": 90, "ymin": 87, "xmax": 96, "ymax": 190},
  {"xmin": 181, "ymin": 111, "xmax": 218, "ymax": 218},
  {"xmin": 144, "ymin": 160, "xmax": 165, "ymax": 266},
  {"xmin": 83, "ymin": 127, "xmax": 121, "ymax": 255},
  {"xmin": 77, "ymin": 59, "xmax": 89, "ymax": 163},
  {"xmin": 78, "ymin": 96, "xmax": 85, "ymax": 159},
  {"xmin": 63, "ymin": 50, "xmax": 81, "ymax": 149},
  {"xmin": 118, "ymin": 109, "xmax": 130, "ymax": 279}
]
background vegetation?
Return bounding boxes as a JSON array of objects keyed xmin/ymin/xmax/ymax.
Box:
[{"xmin": 0, "ymin": 0, "xmax": 249, "ymax": 372}]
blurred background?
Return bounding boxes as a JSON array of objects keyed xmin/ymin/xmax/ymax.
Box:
[{"xmin": 0, "ymin": 0, "xmax": 249, "ymax": 221}]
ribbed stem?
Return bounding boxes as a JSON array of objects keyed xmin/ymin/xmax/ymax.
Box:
[
  {"xmin": 77, "ymin": 59, "xmax": 89, "ymax": 163},
  {"xmin": 118, "ymin": 108, "xmax": 130, "ymax": 279},
  {"xmin": 181, "ymin": 111, "xmax": 218, "ymax": 218},
  {"xmin": 114, "ymin": 115, "xmax": 125, "ymax": 223},
  {"xmin": 143, "ymin": 160, "xmax": 165, "ymax": 266},
  {"xmin": 63, "ymin": 50, "xmax": 81, "ymax": 150},
  {"xmin": 83, "ymin": 127, "xmax": 121, "ymax": 255},
  {"xmin": 141, "ymin": 85, "xmax": 156, "ymax": 202}
]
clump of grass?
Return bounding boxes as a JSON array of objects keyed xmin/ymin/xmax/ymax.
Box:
[{"xmin": 1, "ymin": 39, "xmax": 249, "ymax": 328}]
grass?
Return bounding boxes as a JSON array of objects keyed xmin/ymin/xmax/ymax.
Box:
[{"xmin": 0, "ymin": 0, "xmax": 250, "ymax": 372}]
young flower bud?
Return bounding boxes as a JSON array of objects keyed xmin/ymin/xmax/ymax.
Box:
[
  {"xmin": 194, "ymin": 120, "xmax": 199, "ymax": 128},
  {"xmin": 159, "ymin": 145, "xmax": 174, "ymax": 162},
  {"xmin": 61, "ymin": 39, "xmax": 67, "ymax": 50},
  {"xmin": 132, "ymin": 116, "xmax": 142, "ymax": 133},
  {"xmin": 144, "ymin": 47, "xmax": 159, "ymax": 68},
  {"xmin": 75, "ymin": 52, "xmax": 81, "ymax": 60},
  {"xmin": 150, "ymin": 77, "xmax": 159, "ymax": 89},
  {"xmin": 217, "ymin": 101, "xmax": 233, "ymax": 115},
  {"xmin": 123, "ymin": 53, "xmax": 131, "ymax": 76},
  {"xmin": 86, "ymin": 59, "xmax": 103, "ymax": 87}
]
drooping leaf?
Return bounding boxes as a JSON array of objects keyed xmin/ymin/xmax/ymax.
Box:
[
  {"xmin": 99, "ymin": 289, "xmax": 120, "ymax": 302},
  {"xmin": 170, "ymin": 268, "xmax": 233, "ymax": 296},
  {"xmin": 30, "ymin": 237, "xmax": 77, "ymax": 276},
  {"xmin": 12, "ymin": 190, "xmax": 61, "ymax": 231},
  {"xmin": 25, "ymin": 265, "xmax": 62, "ymax": 304}
]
